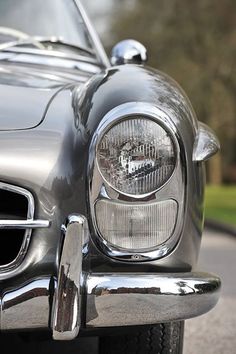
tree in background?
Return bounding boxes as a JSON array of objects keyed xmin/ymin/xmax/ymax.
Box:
[{"xmin": 110, "ymin": 0, "xmax": 236, "ymax": 184}]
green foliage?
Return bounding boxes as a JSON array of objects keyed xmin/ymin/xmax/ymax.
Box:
[
  {"xmin": 205, "ymin": 185, "xmax": 236, "ymax": 226},
  {"xmin": 110, "ymin": 0, "xmax": 236, "ymax": 182}
]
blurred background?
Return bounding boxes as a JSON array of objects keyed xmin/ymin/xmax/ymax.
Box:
[{"xmin": 82, "ymin": 0, "xmax": 236, "ymax": 230}]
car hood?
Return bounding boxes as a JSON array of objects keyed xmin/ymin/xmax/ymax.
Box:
[{"xmin": 0, "ymin": 62, "xmax": 92, "ymax": 130}]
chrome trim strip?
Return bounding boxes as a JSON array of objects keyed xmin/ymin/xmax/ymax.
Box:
[
  {"xmin": 52, "ymin": 215, "xmax": 88, "ymax": 341},
  {"xmin": 0, "ymin": 51, "xmax": 101, "ymax": 79},
  {"xmin": 193, "ymin": 122, "xmax": 220, "ymax": 162},
  {"xmin": 86, "ymin": 272, "xmax": 221, "ymax": 327},
  {"xmin": 1, "ymin": 48, "xmax": 102, "ymax": 71},
  {"xmin": 0, "ymin": 219, "xmax": 49, "ymax": 229},
  {"xmin": 1, "ymin": 277, "xmax": 54, "ymax": 330}
]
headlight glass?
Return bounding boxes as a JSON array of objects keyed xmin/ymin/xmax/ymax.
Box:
[{"xmin": 97, "ymin": 118, "xmax": 176, "ymax": 195}]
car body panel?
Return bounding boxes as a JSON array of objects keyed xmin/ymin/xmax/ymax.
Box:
[
  {"xmin": 0, "ymin": 61, "xmax": 99, "ymax": 130},
  {"xmin": 0, "ymin": 64, "xmax": 204, "ymax": 285}
]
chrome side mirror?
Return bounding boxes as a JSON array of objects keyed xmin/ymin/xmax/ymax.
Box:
[{"xmin": 110, "ymin": 39, "xmax": 148, "ymax": 66}]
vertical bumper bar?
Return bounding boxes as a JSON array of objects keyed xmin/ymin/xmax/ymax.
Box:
[{"xmin": 52, "ymin": 215, "xmax": 87, "ymax": 340}]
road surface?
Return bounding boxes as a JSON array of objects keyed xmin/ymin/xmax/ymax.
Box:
[{"xmin": 184, "ymin": 229, "xmax": 236, "ymax": 354}]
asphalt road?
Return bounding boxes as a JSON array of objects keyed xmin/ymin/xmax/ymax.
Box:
[
  {"xmin": 184, "ymin": 229, "xmax": 236, "ymax": 354},
  {"xmin": 0, "ymin": 229, "xmax": 234, "ymax": 354}
]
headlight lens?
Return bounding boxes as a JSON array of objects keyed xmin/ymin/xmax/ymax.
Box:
[
  {"xmin": 95, "ymin": 199, "xmax": 178, "ymax": 251},
  {"xmin": 97, "ymin": 118, "xmax": 176, "ymax": 195}
]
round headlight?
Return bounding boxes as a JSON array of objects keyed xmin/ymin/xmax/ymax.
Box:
[{"xmin": 97, "ymin": 117, "xmax": 176, "ymax": 196}]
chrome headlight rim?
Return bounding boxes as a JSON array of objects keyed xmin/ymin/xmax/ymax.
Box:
[
  {"xmin": 95, "ymin": 112, "xmax": 179, "ymax": 199},
  {"xmin": 88, "ymin": 102, "xmax": 186, "ymax": 262}
]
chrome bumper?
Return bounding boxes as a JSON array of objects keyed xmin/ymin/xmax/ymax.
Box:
[
  {"xmin": 0, "ymin": 271, "xmax": 221, "ymax": 339},
  {"xmin": 0, "ymin": 215, "xmax": 221, "ymax": 340},
  {"xmin": 86, "ymin": 272, "xmax": 220, "ymax": 327}
]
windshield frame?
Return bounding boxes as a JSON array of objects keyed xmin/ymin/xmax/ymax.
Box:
[{"xmin": 75, "ymin": 0, "xmax": 110, "ymax": 68}]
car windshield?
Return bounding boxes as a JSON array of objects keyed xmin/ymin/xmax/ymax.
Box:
[{"xmin": 0, "ymin": 0, "xmax": 93, "ymax": 54}]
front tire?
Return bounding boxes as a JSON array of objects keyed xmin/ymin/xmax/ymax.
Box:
[{"xmin": 99, "ymin": 322, "xmax": 184, "ymax": 354}]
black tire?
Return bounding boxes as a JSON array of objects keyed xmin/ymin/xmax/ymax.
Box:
[{"xmin": 99, "ymin": 322, "xmax": 184, "ymax": 354}]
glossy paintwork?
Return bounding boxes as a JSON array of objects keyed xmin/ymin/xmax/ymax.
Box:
[
  {"xmin": 0, "ymin": 86, "xmax": 87, "ymax": 285},
  {"xmin": 0, "ymin": 68, "xmax": 57, "ymax": 130},
  {"xmin": 76, "ymin": 64, "xmax": 204, "ymax": 272},
  {"xmin": 0, "ymin": 61, "xmax": 99, "ymax": 130},
  {"xmin": 0, "ymin": 63, "xmax": 205, "ymax": 291}
]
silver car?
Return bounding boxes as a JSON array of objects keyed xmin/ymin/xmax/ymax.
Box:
[{"xmin": 0, "ymin": 1, "xmax": 220, "ymax": 353}]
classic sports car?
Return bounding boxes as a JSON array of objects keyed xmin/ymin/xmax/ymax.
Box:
[{"xmin": 0, "ymin": 0, "xmax": 221, "ymax": 353}]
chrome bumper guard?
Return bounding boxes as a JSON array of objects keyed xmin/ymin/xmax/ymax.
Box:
[{"xmin": 0, "ymin": 215, "xmax": 221, "ymax": 340}]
